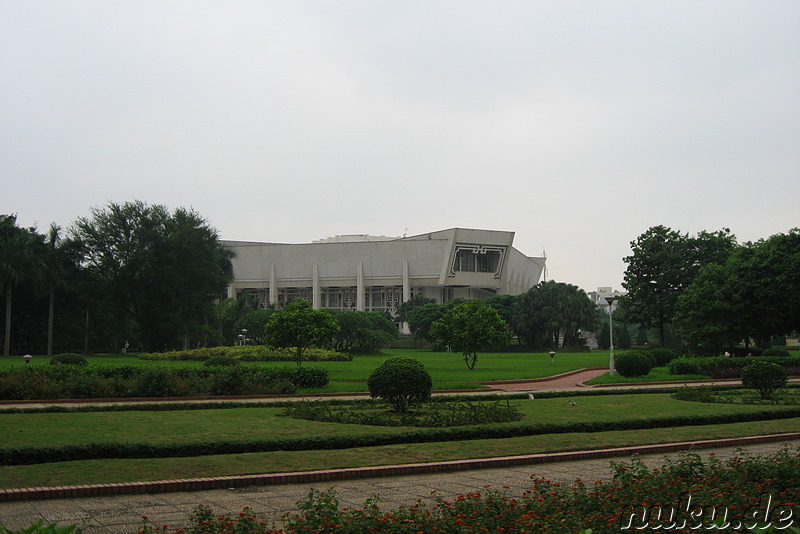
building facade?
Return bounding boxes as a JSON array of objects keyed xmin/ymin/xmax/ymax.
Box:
[{"xmin": 223, "ymin": 228, "xmax": 546, "ymax": 316}]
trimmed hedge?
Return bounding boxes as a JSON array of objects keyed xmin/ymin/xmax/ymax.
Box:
[
  {"xmin": 49, "ymin": 353, "xmax": 89, "ymax": 367},
  {"xmin": 668, "ymin": 355, "xmax": 800, "ymax": 378},
  {"xmin": 139, "ymin": 346, "xmax": 352, "ymax": 362},
  {"xmin": 290, "ymin": 367, "xmax": 330, "ymax": 389},
  {"xmin": 2, "ymin": 407, "xmax": 799, "ymax": 466},
  {"xmin": 0, "ymin": 366, "xmax": 297, "ymax": 400}
]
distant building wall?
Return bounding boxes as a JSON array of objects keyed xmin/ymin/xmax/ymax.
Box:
[{"xmin": 222, "ymin": 227, "xmax": 546, "ymax": 316}]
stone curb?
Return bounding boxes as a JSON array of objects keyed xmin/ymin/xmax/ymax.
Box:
[{"xmin": 2, "ymin": 433, "xmax": 798, "ymax": 502}]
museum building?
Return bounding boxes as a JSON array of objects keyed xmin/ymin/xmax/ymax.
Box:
[{"xmin": 222, "ymin": 228, "xmax": 546, "ymax": 316}]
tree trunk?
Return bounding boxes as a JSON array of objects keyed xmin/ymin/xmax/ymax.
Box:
[
  {"xmin": 47, "ymin": 283, "xmax": 55, "ymax": 356},
  {"xmin": 3, "ymin": 286, "xmax": 11, "ymax": 356},
  {"xmin": 83, "ymin": 306, "xmax": 90, "ymax": 355}
]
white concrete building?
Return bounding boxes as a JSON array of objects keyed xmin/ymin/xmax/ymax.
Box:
[
  {"xmin": 223, "ymin": 228, "xmax": 546, "ymax": 315},
  {"xmin": 587, "ymin": 287, "xmax": 626, "ymax": 310}
]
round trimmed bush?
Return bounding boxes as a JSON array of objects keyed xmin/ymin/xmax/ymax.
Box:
[
  {"xmin": 761, "ymin": 348, "xmax": 791, "ymax": 357},
  {"xmin": 741, "ymin": 361, "xmax": 787, "ymax": 399},
  {"xmin": 291, "ymin": 367, "xmax": 330, "ymax": 389},
  {"xmin": 367, "ymin": 357, "xmax": 432, "ymax": 413},
  {"xmin": 49, "ymin": 353, "xmax": 89, "ymax": 367},
  {"xmin": 647, "ymin": 348, "xmax": 677, "ymax": 366},
  {"xmin": 615, "ymin": 351, "xmax": 653, "ymax": 378},
  {"xmin": 203, "ymin": 355, "xmax": 240, "ymax": 367}
]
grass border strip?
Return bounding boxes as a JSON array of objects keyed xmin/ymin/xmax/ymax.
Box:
[{"xmin": 1, "ymin": 433, "xmax": 797, "ymax": 502}]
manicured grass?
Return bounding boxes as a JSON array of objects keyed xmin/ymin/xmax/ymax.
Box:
[
  {"xmin": 585, "ymin": 367, "xmax": 711, "ymax": 385},
  {"xmin": 2, "ymin": 393, "xmax": 796, "ymax": 450},
  {"xmin": 1, "ymin": 416, "xmax": 797, "ymax": 488}
]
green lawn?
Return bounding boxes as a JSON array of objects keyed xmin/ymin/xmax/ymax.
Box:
[
  {"xmin": 585, "ymin": 367, "xmax": 711, "ymax": 385},
  {"xmin": 0, "ymin": 395, "xmax": 797, "ymax": 488},
  {"xmin": 3, "ymin": 393, "xmax": 796, "ymax": 451}
]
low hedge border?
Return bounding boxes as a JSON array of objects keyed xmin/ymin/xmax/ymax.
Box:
[
  {"xmin": 4, "ymin": 385, "xmax": 800, "ymax": 414},
  {"xmin": 669, "ymin": 355, "xmax": 800, "ymax": 378},
  {"xmin": 2, "ymin": 407, "xmax": 800, "ymax": 466},
  {"xmin": 139, "ymin": 346, "xmax": 352, "ymax": 362}
]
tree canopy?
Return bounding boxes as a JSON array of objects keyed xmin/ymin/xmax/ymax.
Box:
[
  {"xmin": 512, "ymin": 281, "xmax": 599, "ymax": 349},
  {"xmin": 620, "ymin": 225, "xmax": 736, "ymax": 346},
  {"xmin": 675, "ymin": 229, "xmax": 800, "ymax": 351},
  {"xmin": 430, "ymin": 299, "xmax": 509, "ymax": 370},
  {"xmin": 72, "ymin": 201, "xmax": 234, "ymax": 351},
  {"xmin": 263, "ymin": 299, "xmax": 340, "ymax": 365}
]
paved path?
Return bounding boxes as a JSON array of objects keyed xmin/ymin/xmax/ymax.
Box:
[{"xmin": 1, "ymin": 439, "xmax": 798, "ymax": 533}]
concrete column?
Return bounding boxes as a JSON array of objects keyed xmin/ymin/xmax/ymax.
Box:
[
  {"xmin": 356, "ymin": 261, "xmax": 365, "ymax": 311},
  {"xmin": 269, "ymin": 263, "xmax": 277, "ymax": 306},
  {"xmin": 402, "ymin": 259, "xmax": 411, "ymax": 302},
  {"xmin": 313, "ymin": 263, "xmax": 321, "ymax": 309}
]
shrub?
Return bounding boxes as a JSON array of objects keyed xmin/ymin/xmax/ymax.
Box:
[
  {"xmin": 762, "ymin": 348, "xmax": 791, "ymax": 357},
  {"xmin": 741, "ymin": 360, "xmax": 788, "ymax": 399},
  {"xmin": 668, "ymin": 358, "xmax": 700, "ymax": 375},
  {"xmin": 49, "ymin": 353, "xmax": 88, "ymax": 367},
  {"xmin": 615, "ymin": 352, "xmax": 653, "ymax": 378},
  {"xmin": 203, "ymin": 355, "xmax": 240, "ymax": 367},
  {"xmin": 646, "ymin": 347, "xmax": 677, "ymax": 366},
  {"xmin": 207, "ymin": 367, "xmax": 246, "ymax": 395},
  {"xmin": 290, "ymin": 367, "xmax": 329, "ymax": 389},
  {"xmin": 367, "ymin": 357, "xmax": 432, "ymax": 412}
]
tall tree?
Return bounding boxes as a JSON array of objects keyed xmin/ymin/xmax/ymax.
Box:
[
  {"xmin": 675, "ymin": 228, "xmax": 800, "ymax": 350},
  {"xmin": 0, "ymin": 215, "xmax": 39, "ymax": 356},
  {"xmin": 620, "ymin": 226, "xmax": 736, "ymax": 346},
  {"xmin": 72, "ymin": 201, "xmax": 234, "ymax": 351},
  {"xmin": 34, "ymin": 224, "xmax": 81, "ymax": 355}
]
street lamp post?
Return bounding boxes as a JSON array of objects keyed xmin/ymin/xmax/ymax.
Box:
[{"xmin": 605, "ymin": 296, "xmax": 616, "ymax": 376}]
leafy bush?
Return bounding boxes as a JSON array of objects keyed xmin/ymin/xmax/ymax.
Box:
[
  {"xmin": 203, "ymin": 355, "xmax": 240, "ymax": 367},
  {"xmin": 668, "ymin": 355, "xmax": 800, "ymax": 378},
  {"xmin": 49, "ymin": 353, "xmax": 88, "ymax": 367},
  {"xmin": 762, "ymin": 348, "xmax": 791, "ymax": 357},
  {"xmin": 367, "ymin": 357, "xmax": 432, "ymax": 412},
  {"xmin": 207, "ymin": 367, "xmax": 246, "ymax": 395},
  {"xmin": 668, "ymin": 357, "xmax": 700, "ymax": 375},
  {"xmin": 615, "ymin": 351, "xmax": 653, "ymax": 377},
  {"xmin": 290, "ymin": 367, "xmax": 329, "ymax": 389},
  {"xmin": 742, "ymin": 360, "xmax": 788, "ymax": 399},
  {"xmin": 646, "ymin": 347, "xmax": 677, "ymax": 366},
  {"xmin": 0, "ymin": 519, "xmax": 84, "ymax": 533}
]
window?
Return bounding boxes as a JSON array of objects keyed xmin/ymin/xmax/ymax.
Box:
[{"xmin": 451, "ymin": 245, "xmax": 505, "ymax": 276}]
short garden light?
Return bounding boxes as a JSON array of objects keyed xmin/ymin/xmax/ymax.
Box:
[
  {"xmin": 22, "ymin": 354, "xmax": 32, "ymax": 365},
  {"xmin": 549, "ymin": 351, "xmax": 555, "ymax": 365}
]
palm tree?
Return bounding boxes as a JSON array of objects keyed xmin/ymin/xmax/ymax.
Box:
[
  {"xmin": 35, "ymin": 224, "xmax": 77, "ymax": 356},
  {"xmin": 0, "ymin": 215, "xmax": 36, "ymax": 356}
]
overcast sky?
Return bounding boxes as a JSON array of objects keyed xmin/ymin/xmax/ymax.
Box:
[{"xmin": 2, "ymin": 1, "xmax": 798, "ymax": 292}]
